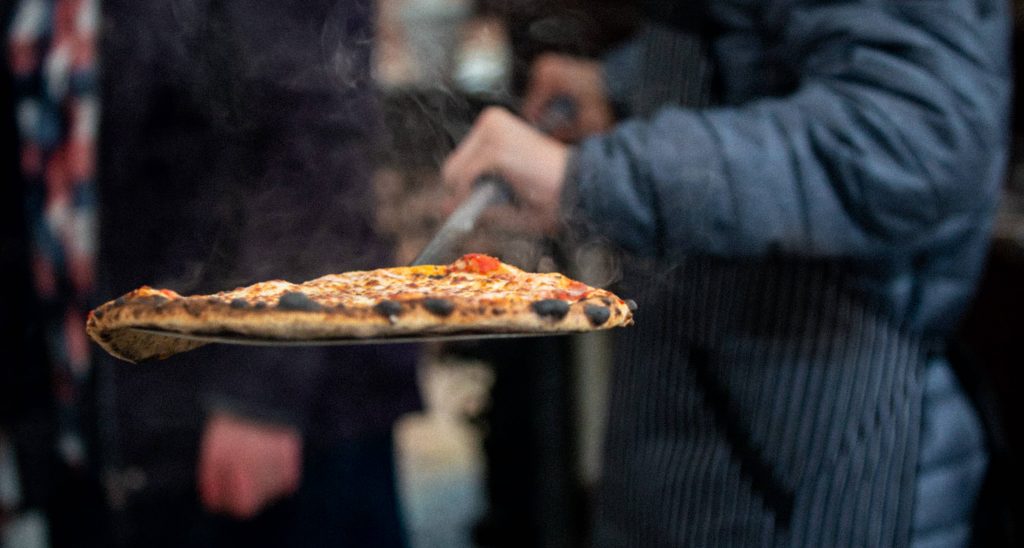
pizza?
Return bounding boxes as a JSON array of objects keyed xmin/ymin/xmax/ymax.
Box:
[{"xmin": 87, "ymin": 253, "xmax": 636, "ymax": 363}]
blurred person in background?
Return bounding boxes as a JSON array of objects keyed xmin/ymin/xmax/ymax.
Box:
[
  {"xmin": 5, "ymin": 1, "xmax": 110, "ymax": 545},
  {"xmin": 7, "ymin": 1, "xmax": 419, "ymax": 547},
  {"xmin": 445, "ymin": 0, "xmax": 1010, "ymax": 546}
]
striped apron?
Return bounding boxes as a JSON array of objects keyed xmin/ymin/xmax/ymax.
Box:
[
  {"xmin": 590, "ymin": 23, "xmax": 980, "ymax": 547},
  {"xmin": 595, "ymin": 259, "xmax": 927, "ymax": 546}
]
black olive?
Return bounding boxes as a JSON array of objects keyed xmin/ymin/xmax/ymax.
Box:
[
  {"xmin": 422, "ymin": 298, "xmax": 455, "ymax": 317},
  {"xmin": 230, "ymin": 298, "xmax": 250, "ymax": 309},
  {"xmin": 277, "ymin": 291, "xmax": 323, "ymax": 311},
  {"xmin": 584, "ymin": 304, "xmax": 611, "ymax": 326},
  {"xmin": 374, "ymin": 300, "xmax": 404, "ymax": 319},
  {"xmin": 532, "ymin": 299, "xmax": 570, "ymax": 320},
  {"xmin": 254, "ymin": 302, "xmax": 268, "ymax": 310},
  {"xmin": 626, "ymin": 299, "xmax": 638, "ymax": 312}
]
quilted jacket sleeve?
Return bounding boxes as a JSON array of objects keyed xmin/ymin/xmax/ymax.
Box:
[{"xmin": 571, "ymin": 0, "xmax": 1010, "ymax": 261}]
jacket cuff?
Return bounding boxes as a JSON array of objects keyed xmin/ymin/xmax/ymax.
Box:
[
  {"xmin": 197, "ymin": 345, "xmax": 325, "ymax": 432},
  {"xmin": 202, "ymin": 393, "xmax": 303, "ymax": 429}
]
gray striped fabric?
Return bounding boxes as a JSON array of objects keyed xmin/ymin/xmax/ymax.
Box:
[
  {"xmin": 591, "ymin": 24, "xmax": 935, "ymax": 547},
  {"xmin": 595, "ymin": 259, "xmax": 926, "ymax": 547},
  {"xmin": 631, "ymin": 24, "xmax": 712, "ymax": 116}
]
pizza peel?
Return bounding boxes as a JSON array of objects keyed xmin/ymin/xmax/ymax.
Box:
[
  {"xmin": 125, "ymin": 99, "xmax": 579, "ymax": 348},
  {"xmin": 128, "ymin": 328, "xmax": 554, "ymax": 346}
]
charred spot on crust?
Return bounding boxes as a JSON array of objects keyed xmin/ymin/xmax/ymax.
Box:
[
  {"xmin": 206, "ymin": 297, "xmax": 220, "ymax": 304},
  {"xmin": 492, "ymin": 307, "xmax": 505, "ymax": 315},
  {"xmin": 626, "ymin": 299, "xmax": 638, "ymax": 312},
  {"xmin": 422, "ymin": 298, "xmax": 455, "ymax": 317},
  {"xmin": 114, "ymin": 296, "xmax": 127, "ymax": 306},
  {"xmin": 584, "ymin": 304, "xmax": 611, "ymax": 326},
  {"xmin": 532, "ymin": 299, "xmax": 569, "ymax": 320},
  {"xmin": 601, "ymin": 297, "xmax": 612, "ymax": 306},
  {"xmin": 93, "ymin": 309, "xmax": 105, "ymax": 319},
  {"xmin": 429, "ymin": 274, "xmax": 445, "ymax": 280},
  {"xmin": 278, "ymin": 291, "xmax": 323, "ymax": 311},
  {"xmin": 183, "ymin": 300, "xmax": 205, "ymax": 317},
  {"xmin": 230, "ymin": 298, "xmax": 250, "ymax": 309},
  {"xmin": 135, "ymin": 295, "xmax": 169, "ymax": 306},
  {"xmin": 374, "ymin": 300, "xmax": 404, "ymax": 319},
  {"xmin": 254, "ymin": 302, "xmax": 268, "ymax": 310}
]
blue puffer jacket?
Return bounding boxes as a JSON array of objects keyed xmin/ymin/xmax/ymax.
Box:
[
  {"xmin": 576, "ymin": 0, "xmax": 1010, "ymax": 337},
  {"xmin": 568, "ymin": 1, "xmax": 1010, "ymax": 546}
]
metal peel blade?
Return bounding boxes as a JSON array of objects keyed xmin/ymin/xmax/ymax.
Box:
[
  {"xmin": 128, "ymin": 327, "xmax": 559, "ymax": 346},
  {"xmin": 411, "ymin": 175, "xmax": 511, "ymax": 266}
]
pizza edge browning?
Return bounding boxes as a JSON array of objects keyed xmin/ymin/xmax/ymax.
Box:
[{"xmin": 87, "ymin": 254, "xmax": 635, "ymax": 363}]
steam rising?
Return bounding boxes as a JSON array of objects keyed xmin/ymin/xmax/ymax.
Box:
[
  {"xmin": 574, "ymin": 241, "xmax": 622, "ymax": 288},
  {"xmin": 107, "ymin": 0, "xmax": 605, "ymax": 296}
]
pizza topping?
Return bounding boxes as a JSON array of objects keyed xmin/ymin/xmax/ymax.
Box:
[
  {"xmin": 254, "ymin": 302, "xmax": 268, "ymax": 310},
  {"xmin": 278, "ymin": 291, "xmax": 322, "ymax": 312},
  {"xmin": 422, "ymin": 298, "xmax": 455, "ymax": 317},
  {"xmin": 374, "ymin": 300, "xmax": 404, "ymax": 321},
  {"xmin": 584, "ymin": 304, "xmax": 611, "ymax": 326},
  {"xmin": 531, "ymin": 299, "xmax": 570, "ymax": 320},
  {"xmin": 626, "ymin": 299, "xmax": 638, "ymax": 312},
  {"xmin": 230, "ymin": 298, "xmax": 250, "ymax": 309},
  {"xmin": 567, "ymin": 280, "xmax": 590, "ymax": 295},
  {"xmin": 453, "ymin": 253, "xmax": 501, "ymax": 274}
]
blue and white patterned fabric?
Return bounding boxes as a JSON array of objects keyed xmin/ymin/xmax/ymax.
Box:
[{"xmin": 8, "ymin": 0, "xmax": 99, "ymax": 468}]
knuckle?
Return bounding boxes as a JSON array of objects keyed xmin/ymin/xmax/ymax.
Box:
[
  {"xmin": 480, "ymin": 106, "xmax": 506, "ymax": 125},
  {"xmin": 441, "ymin": 164, "xmax": 460, "ymax": 187}
]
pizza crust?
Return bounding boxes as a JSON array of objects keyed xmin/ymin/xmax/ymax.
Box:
[{"xmin": 87, "ymin": 254, "xmax": 635, "ymax": 363}]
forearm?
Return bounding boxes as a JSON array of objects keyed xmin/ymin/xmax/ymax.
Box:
[{"xmin": 569, "ymin": 3, "xmax": 1009, "ymax": 261}]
